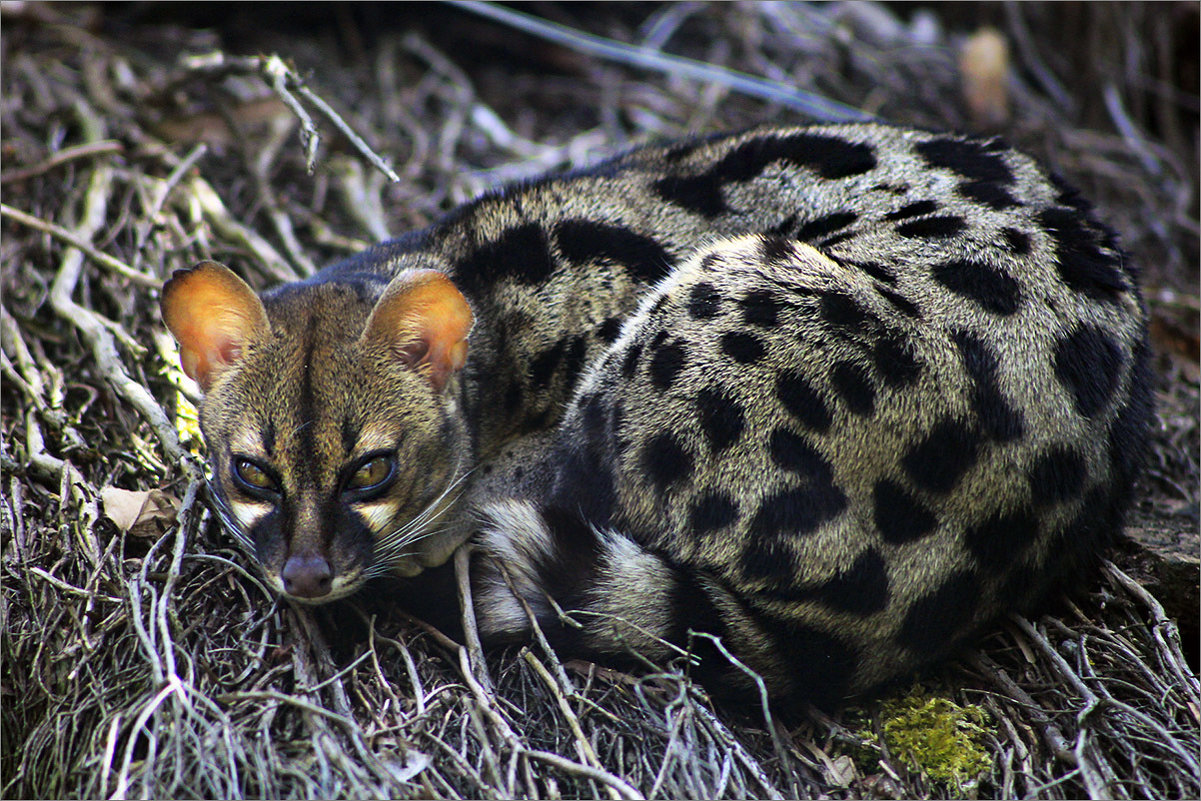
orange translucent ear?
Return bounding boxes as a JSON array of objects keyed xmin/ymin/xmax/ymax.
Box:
[
  {"xmin": 160, "ymin": 261, "xmax": 269, "ymax": 391},
  {"xmin": 361, "ymin": 269, "xmax": 473, "ymax": 393}
]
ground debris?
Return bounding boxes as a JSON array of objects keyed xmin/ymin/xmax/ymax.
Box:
[{"xmin": 2, "ymin": 3, "xmax": 1197, "ymax": 799}]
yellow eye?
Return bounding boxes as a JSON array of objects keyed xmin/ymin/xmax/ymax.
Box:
[
  {"xmin": 233, "ymin": 458, "xmax": 276, "ymax": 493},
  {"xmin": 347, "ymin": 456, "xmax": 394, "ymax": 493}
]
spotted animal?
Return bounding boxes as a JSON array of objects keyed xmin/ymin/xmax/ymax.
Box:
[{"xmin": 161, "ymin": 123, "xmax": 1152, "ymax": 705}]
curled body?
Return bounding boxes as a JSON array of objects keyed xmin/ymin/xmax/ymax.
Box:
[{"xmin": 161, "ymin": 123, "xmax": 1152, "ymax": 704}]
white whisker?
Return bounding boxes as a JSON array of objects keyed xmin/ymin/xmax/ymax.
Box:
[{"xmin": 372, "ymin": 460, "xmax": 476, "ymax": 565}]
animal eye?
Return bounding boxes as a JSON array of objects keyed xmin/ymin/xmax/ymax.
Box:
[
  {"xmin": 346, "ymin": 455, "xmax": 395, "ymax": 494},
  {"xmin": 233, "ymin": 458, "xmax": 277, "ymax": 494}
]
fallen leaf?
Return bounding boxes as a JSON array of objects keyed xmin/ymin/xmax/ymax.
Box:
[
  {"xmin": 101, "ymin": 487, "xmax": 180, "ymax": 538},
  {"xmin": 960, "ymin": 27, "xmax": 1010, "ymax": 128},
  {"xmin": 155, "ymin": 96, "xmax": 293, "ymax": 148}
]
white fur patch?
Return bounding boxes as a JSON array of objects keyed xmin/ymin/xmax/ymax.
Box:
[
  {"xmin": 473, "ymin": 499, "xmax": 557, "ymax": 637},
  {"xmin": 587, "ymin": 531, "xmax": 676, "ymax": 655},
  {"xmin": 230, "ymin": 498, "xmax": 271, "ymax": 531},
  {"xmin": 357, "ymin": 500, "xmax": 399, "ymax": 535}
]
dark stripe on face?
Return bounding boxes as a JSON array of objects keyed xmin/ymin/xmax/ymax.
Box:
[
  {"xmin": 341, "ymin": 415, "xmax": 359, "ymax": 455},
  {"xmin": 263, "ymin": 419, "xmax": 276, "ymax": 456},
  {"xmin": 297, "ymin": 313, "xmax": 320, "ymax": 482}
]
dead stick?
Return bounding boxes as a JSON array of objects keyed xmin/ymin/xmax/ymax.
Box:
[
  {"xmin": 0, "ymin": 139, "xmax": 124, "ymax": 184},
  {"xmin": 1, "ymin": 202, "xmax": 160, "ymax": 287}
]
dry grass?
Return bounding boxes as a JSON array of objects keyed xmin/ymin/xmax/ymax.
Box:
[{"xmin": 2, "ymin": 3, "xmax": 1197, "ymax": 798}]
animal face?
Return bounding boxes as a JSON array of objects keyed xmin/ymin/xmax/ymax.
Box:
[{"xmin": 162, "ymin": 262, "xmax": 475, "ymax": 602}]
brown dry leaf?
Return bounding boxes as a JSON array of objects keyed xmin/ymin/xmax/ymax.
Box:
[
  {"xmin": 960, "ymin": 27, "xmax": 1010, "ymax": 129},
  {"xmin": 825, "ymin": 754, "xmax": 858, "ymax": 788},
  {"xmin": 1149, "ymin": 310, "xmax": 1201, "ymax": 384},
  {"xmin": 156, "ymin": 96, "xmax": 293, "ymax": 148},
  {"xmin": 100, "ymin": 487, "xmax": 180, "ymax": 538},
  {"xmin": 803, "ymin": 738, "xmax": 859, "ymax": 789}
]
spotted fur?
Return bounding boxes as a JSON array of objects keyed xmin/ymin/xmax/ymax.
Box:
[{"xmin": 162, "ymin": 123, "xmax": 1152, "ymax": 704}]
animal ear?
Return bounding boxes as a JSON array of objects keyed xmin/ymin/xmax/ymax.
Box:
[
  {"xmin": 160, "ymin": 261, "xmax": 269, "ymax": 391},
  {"xmin": 361, "ymin": 269, "xmax": 473, "ymax": 392}
]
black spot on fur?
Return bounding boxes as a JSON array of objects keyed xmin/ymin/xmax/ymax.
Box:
[
  {"xmin": 597, "ymin": 317, "xmax": 623, "ymax": 343},
  {"xmin": 873, "ymin": 331, "xmax": 923, "ymax": 388},
  {"xmin": 932, "ymin": 259, "xmax": 1022, "ymax": 315},
  {"xmin": 807, "ymin": 550, "xmax": 890, "ymax": 615},
  {"xmin": 758, "ymin": 550, "xmax": 891, "ymax": 617},
  {"xmin": 653, "ymin": 174, "xmax": 726, "ymax": 217},
  {"xmin": 649, "ymin": 342, "xmax": 687, "ymax": 390},
  {"xmin": 760, "ymin": 236, "xmax": 796, "ymax": 265},
  {"xmin": 820, "ymin": 292, "xmax": 870, "ymax": 331},
  {"xmin": 748, "ymin": 481, "xmax": 847, "ymax": 539},
  {"xmin": 897, "ymin": 570, "xmax": 980, "ymax": 655},
  {"xmin": 830, "ymin": 361, "xmax": 876, "ymax": 416},
  {"xmin": 817, "ymin": 231, "xmax": 856, "ymax": 249},
  {"xmin": 754, "ymin": 618, "xmax": 857, "ymax": 708},
  {"xmin": 1044, "ymin": 485, "xmax": 1122, "ymax": 581},
  {"xmin": 872, "ymin": 181, "xmax": 911, "ymax": 196},
  {"xmin": 796, "ymin": 212, "xmax": 858, "ymax": 242},
  {"xmin": 884, "ymin": 200, "xmax": 939, "ymax": 221},
  {"xmin": 878, "ymin": 287, "xmax": 921, "ymax": 318},
  {"xmin": 456, "ymin": 223, "xmax": 555, "ymax": 294},
  {"xmin": 766, "ymin": 214, "xmax": 798, "ymax": 237},
  {"xmin": 532, "ymin": 505, "xmax": 605, "ymax": 620},
  {"xmin": 874, "ymin": 480, "xmax": 939, "ymax": 544},
  {"xmin": 1106, "ymin": 336, "xmax": 1154, "ymax": 493},
  {"xmin": 740, "ymin": 538, "xmax": 796, "ymax": 581},
  {"xmin": 776, "ymin": 371, "xmax": 833, "ymax": 433},
  {"xmin": 963, "ymin": 508, "xmax": 1040, "ymax": 567},
  {"xmin": 740, "ymin": 290, "xmax": 784, "ymax": 328},
  {"xmin": 530, "ymin": 338, "xmax": 567, "ymax": 389},
  {"xmin": 656, "ymin": 134, "xmax": 876, "ymax": 216},
  {"xmin": 720, "ymin": 331, "xmax": 766, "ymax": 364},
  {"xmin": 621, "ymin": 341, "xmax": 643, "ymax": 379},
  {"xmin": 562, "ymin": 335, "xmax": 589, "ymax": 392},
  {"xmin": 917, "ymin": 137, "xmax": 1014, "ymax": 184},
  {"xmin": 902, "ymin": 419, "xmax": 980, "ymax": 493},
  {"xmin": 953, "ymin": 331, "xmax": 1026, "ymax": 442},
  {"xmin": 1002, "ymin": 227, "xmax": 1031, "ymax": 254},
  {"xmin": 690, "ymin": 492, "xmax": 740, "ymax": 534},
  {"xmin": 1049, "ymin": 172, "xmax": 1094, "ymax": 211},
  {"xmin": 550, "ymin": 439, "xmax": 616, "ymax": 529},
  {"xmin": 897, "ymin": 215, "xmax": 967, "ymax": 238},
  {"xmin": 1037, "ymin": 207, "xmax": 1127, "ymax": 299},
  {"xmin": 580, "ymin": 393, "xmax": 606, "ymax": 442},
  {"xmin": 664, "ymin": 141, "xmax": 700, "ymax": 163},
  {"xmin": 263, "ymin": 420, "xmax": 276, "ymax": 457},
  {"xmin": 520, "ymin": 408, "xmax": 552, "ymax": 435},
  {"xmin": 665, "ymin": 566, "xmax": 735, "ymax": 688},
  {"xmin": 641, "ymin": 432, "xmax": 693, "ymax": 491},
  {"xmin": 717, "ymin": 133, "xmax": 878, "ymax": 182},
  {"xmin": 1053, "ymin": 325, "xmax": 1125, "ymax": 418},
  {"xmin": 688, "ymin": 282, "xmax": 723, "ymax": 319},
  {"xmin": 844, "ymin": 259, "xmax": 896, "ymax": 284},
  {"xmin": 554, "ymin": 218, "xmax": 673, "ymax": 284},
  {"xmin": 696, "ymin": 387, "xmax": 745, "ymax": 452},
  {"xmin": 1028, "ymin": 446, "xmax": 1088, "ymax": 508},
  {"xmin": 957, "ymin": 180, "xmax": 1020, "ymax": 209},
  {"xmin": 769, "ymin": 428, "xmax": 833, "ymax": 478}
]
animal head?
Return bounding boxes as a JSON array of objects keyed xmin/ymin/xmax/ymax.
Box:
[{"xmin": 161, "ymin": 261, "xmax": 475, "ymax": 602}]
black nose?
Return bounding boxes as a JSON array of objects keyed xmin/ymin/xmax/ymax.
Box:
[{"xmin": 281, "ymin": 553, "xmax": 333, "ymax": 599}]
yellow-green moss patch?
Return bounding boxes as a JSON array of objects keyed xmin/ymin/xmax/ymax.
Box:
[{"xmin": 880, "ymin": 688, "xmax": 993, "ymax": 791}]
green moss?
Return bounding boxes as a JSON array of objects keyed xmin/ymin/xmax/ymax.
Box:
[{"xmin": 879, "ymin": 687, "xmax": 993, "ymax": 791}]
